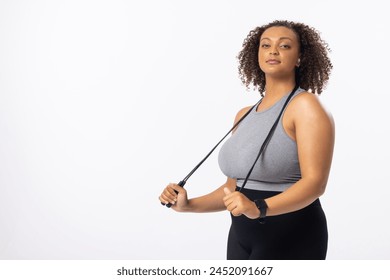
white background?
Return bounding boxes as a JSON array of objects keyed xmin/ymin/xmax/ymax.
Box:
[{"xmin": 0, "ymin": 0, "xmax": 389, "ymax": 260}]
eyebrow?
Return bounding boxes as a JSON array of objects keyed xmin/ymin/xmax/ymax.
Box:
[{"xmin": 260, "ymin": 37, "xmax": 293, "ymax": 42}]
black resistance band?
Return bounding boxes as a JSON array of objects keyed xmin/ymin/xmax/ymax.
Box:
[{"xmin": 162, "ymin": 85, "xmax": 299, "ymax": 208}]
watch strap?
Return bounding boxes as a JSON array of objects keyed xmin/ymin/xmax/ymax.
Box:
[{"xmin": 254, "ymin": 199, "xmax": 268, "ymax": 224}]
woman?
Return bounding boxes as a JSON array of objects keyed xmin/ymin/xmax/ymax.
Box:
[{"xmin": 159, "ymin": 20, "xmax": 334, "ymax": 260}]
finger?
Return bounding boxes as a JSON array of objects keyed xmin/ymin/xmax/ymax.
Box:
[
  {"xmin": 160, "ymin": 193, "xmax": 176, "ymax": 205},
  {"xmin": 165, "ymin": 185, "xmax": 179, "ymax": 197},
  {"xmin": 169, "ymin": 183, "xmax": 185, "ymax": 194},
  {"xmin": 229, "ymin": 203, "xmax": 243, "ymax": 216},
  {"xmin": 223, "ymin": 195, "xmax": 234, "ymax": 208},
  {"xmin": 226, "ymin": 203, "xmax": 236, "ymax": 212},
  {"xmin": 223, "ymin": 193, "xmax": 233, "ymax": 203},
  {"xmin": 159, "ymin": 193, "xmax": 174, "ymax": 205},
  {"xmin": 223, "ymin": 187, "xmax": 232, "ymax": 195},
  {"xmin": 223, "ymin": 188, "xmax": 239, "ymax": 203},
  {"xmin": 231, "ymin": 208, "xmax": 242, "ymax": 217},
  {"xmin": 160, "ymin": 187, "xmax": 178, "ymax": 204},
  {"xmin": 225, "ymin": 199, "xmax": 239, "ymax": 212},
  {"xmin": 166, "ymin": 189, "xmax": 178, "ymax": 203}
]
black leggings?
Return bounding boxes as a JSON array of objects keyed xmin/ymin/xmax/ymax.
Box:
[{"xmin": 227, "ymin": 188, "xmax": 328, "ymax": 260}]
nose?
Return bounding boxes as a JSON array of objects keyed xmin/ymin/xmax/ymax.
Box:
[{"xmin": 269, "ymin": 46, "xmax": 279, "ymax": 55}]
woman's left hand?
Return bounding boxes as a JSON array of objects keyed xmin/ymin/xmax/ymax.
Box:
[{"xmin": 223, "ymin": 188, "xmax": 260, "ymax": 219}]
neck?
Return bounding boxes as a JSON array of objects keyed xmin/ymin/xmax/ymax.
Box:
[{"xmin": 264, "ymin": 77, "xmax": 296, "ymax": 98}]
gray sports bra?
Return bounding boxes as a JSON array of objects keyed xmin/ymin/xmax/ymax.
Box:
[{"xmin": 218, "ymin": 88, "xmax": 305, "ymax": 192}]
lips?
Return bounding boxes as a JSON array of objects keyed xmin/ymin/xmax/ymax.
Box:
[{"xmin": 266, "ymin": 59, "xmax": 281, "ymax": 64}]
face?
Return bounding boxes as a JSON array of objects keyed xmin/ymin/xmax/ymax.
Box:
[{"xmin": 258, "ymin": 26, "xmax": 300, "ymax": 79}]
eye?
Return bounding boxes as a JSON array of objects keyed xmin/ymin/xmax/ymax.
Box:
[
  {"xmin": 280, "ymin": 44, "xmax": 291, "ymax": 49},
  {"xmin": 261, "ymin": 43, "xmax": 270, "ymax": 48}
]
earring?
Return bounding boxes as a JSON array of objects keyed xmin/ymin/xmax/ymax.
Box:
[{"xmin": 296, "ymin": 58, "xmax": 301, "ymax": 67}]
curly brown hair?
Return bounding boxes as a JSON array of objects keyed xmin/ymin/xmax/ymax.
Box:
[{"xmin": 237, "ymin": 20, "xmax": 332, "ymax": 95}]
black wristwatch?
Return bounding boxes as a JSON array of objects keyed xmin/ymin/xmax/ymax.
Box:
[{"xmin": 254, "ymin": 199, "xmax": 268, "ymax": 224}]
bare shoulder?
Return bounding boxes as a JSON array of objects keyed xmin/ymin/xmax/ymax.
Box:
[
  {"xmin": 288, "ymin": 91, "xmax": 334, "ymax": 126},
  {"xmin": 230, "ymin": 105, "xmax": 253, "ymax": 133},
  {"xmin": 234, "ymin": 105, "xmax": 253, "ymax": 125}
]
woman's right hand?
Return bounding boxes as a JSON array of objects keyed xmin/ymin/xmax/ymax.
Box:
[{"xmin": 159, "ymin": 183, "xmax": 189, "ymax": 212}]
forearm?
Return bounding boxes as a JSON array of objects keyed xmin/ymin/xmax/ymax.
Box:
[
  {"xmin": 265, "ymin": 177, "xmax": 327, "ymax": 216},
  {"xmin": 183, "ymin": 185, "xmax": 228, "ymax": 213}
]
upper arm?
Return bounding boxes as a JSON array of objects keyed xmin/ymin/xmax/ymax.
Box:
[{"xmin": 291, "ymin": 93, "xmax": 335, "ymax": 191}]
